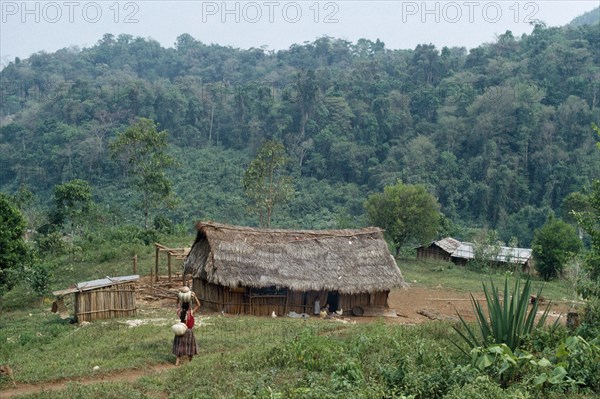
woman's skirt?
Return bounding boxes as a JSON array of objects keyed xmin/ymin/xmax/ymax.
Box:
[{"xmin": 172, "ymin": 329, "xmax": 198, "ymax": 356}]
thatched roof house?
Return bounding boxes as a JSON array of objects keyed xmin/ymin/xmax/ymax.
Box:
[{"xmin": 183, "ymin": 221, "xmax": 405, "ymax": 316}]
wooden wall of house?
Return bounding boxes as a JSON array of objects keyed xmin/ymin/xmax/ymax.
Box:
[
  {"xmin": 417, "ymin": 246, "xmax": 451, "ymax": 261},
  {"xmin": 339, "ymin": 291, "xmax": 389, "ymax": 311},
  {"xmin": 74, "ymin": 283, "xmax": 136, "ymax": 323},
  {"xmin": 193, "ymin": 279, "xmax": 246, "ymax": 314},
  {"xmin": 193, "ymin": 278, "xmax": 390, "ymax": 316}
]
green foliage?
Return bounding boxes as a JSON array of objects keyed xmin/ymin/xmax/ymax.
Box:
[
  {"xmin": 0, "ymin": 193, "xmax": 32, "ymax": 295},
  {"xmin": 453, "ymin": 276, "xmax": 553, "ymax": 353},
  {"xmin": 52, "ymin": 179, "xmax": 93, "ymax": 237},
  {"xmin": 25, "ymin": 263, "xmax": 52, "ymax": 296},
  {"xmin": 365, "ymin": 181, "xmax": 440, "ymax": 255},
  {"xmin": 1, "ymin": 26, "xmax": 599, "ymax": 242},
  {"xmin": 242, "ymin": 140, "xmax": 294, "ymax": 227},
  {"xmin": 443, "ymin": 376, "xmax": 516, "ymax": 399},
  {"xmin": 53, "ymin": 179, "xmax": 92, "ymax": 214},
  {"xmin": 554, "ymin": 335, "xmax": 600, "ymax": 392},
  {"xmin": 153, "ymin": 214, "xmax": 174, "ymax": 234},
  {"xmin": 532, "ymin": 216, "xmax": 582, "ymax": 281},
  {"xmin": 35, "ymin": 231, "xmax": 69, "ymax": 255},
  {"xmin": 110, "ymin": 118, "xmax": 178, "ymax": 229}
]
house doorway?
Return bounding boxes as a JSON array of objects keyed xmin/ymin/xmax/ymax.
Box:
[{"xmin": 326, "ymin": 291, "xmax": 339, "ymax": 312}]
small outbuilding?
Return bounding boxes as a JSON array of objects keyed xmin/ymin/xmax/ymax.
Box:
[
  {"xmin": 183, "ymin": 222, "xmax": 406, "ymax": 316},
  {"xmin": 417, "ymin": 237, "xmax": 533, "ymax": 272},
  {"xmin": 416, "ymin": 237, "xmax": 461, "ymax": 262},
  {"xmin": 52, "ymin": 275, "xmax": 139, "ymax": 323},
  {"xmin": 451, "ymin": 242, "xmax": 532, "ymax": 272}
]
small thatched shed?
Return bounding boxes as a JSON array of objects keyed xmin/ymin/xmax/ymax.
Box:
[
  {"xmin": 183, "ymin": 222, "xmax": 406, "ymax": 316},
  {"xmin": 52, "ymin": 275, "xmax": 138, "ymax": 323}
]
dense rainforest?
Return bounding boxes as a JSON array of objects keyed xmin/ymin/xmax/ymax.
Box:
[{"xmin": 1, "ymin": 18, "xmax": 599, "ymax": 247}]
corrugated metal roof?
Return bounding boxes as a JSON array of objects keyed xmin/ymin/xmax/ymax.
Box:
[
  {"xmin": 53, "ymin": 275, "xmax": 139, "ymax": 296},
  {"xmin": 451, "ymin": 243, "xmax": 531, "ymax": 264}
]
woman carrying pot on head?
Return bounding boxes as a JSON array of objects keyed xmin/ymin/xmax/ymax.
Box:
[{"xmin": 173, "ymin": 287, "xmax": 201, "ymax": 366}]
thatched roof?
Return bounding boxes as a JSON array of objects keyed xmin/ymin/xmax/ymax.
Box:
[{"xmin": 183, "ymin": 221, "xmax": 406, "ymax": 294}]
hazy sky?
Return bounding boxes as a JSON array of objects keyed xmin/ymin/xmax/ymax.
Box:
[{"xmin": 1, "ymin": 1, "xmax": 598, "ymax": 66}]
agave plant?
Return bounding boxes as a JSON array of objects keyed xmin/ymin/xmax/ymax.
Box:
[{"xmin": 453, "ymin": 276, "xmax": 555, "ymax": 354}]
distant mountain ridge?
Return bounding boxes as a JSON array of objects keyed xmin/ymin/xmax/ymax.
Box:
[{"xmin": 568, "ymin": 6, "xmax": 600, "ymax": 27}]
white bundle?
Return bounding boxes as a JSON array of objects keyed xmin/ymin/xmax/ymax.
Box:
[{"xmin": 171, "ymin": 322, "xmax": 187, "ymax": 336}]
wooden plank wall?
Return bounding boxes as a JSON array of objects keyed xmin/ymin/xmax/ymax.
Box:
[
  {"xmin": 192, "ymin": 278, "xmax": 389, "ymax": 316},
  {"xmin": 75, "ymin": 283, "xmax": 136, "ymax": 322}
]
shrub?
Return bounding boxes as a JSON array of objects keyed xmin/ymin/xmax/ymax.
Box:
[
  {"xmin": 554, "ymin": 336, "xmax": 600, "ymax": 392},
  {"xmin": 453, "ymin": 276, "xmax": 553, "ymax": 353},
  {"xmin": 35, "ymin": 232, "xmax": 68, "ymax": 255},
  {"xmin": 444, "ymin": 376, "xmax": 513, "ymax": 399},
  {"xmin": 26, "ymin": 263, "xmax": 51, "ymax": 295}
]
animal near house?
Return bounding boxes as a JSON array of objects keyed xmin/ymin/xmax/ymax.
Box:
[{"xmin": 183, "ymin": 221, "xmax": 406, "ymax": 316}]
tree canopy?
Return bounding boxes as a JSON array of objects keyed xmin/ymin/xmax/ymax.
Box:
[
  {"xmin": 243, "ymin": 140, "xmax": 294, "ymax": 227},
  {"xmin": 0, "ymin": 25, "xmax": 598, "ymax": 239},
  {"xmin": 0, "ymin": 193, "xmax": 31, "ymax": 294},
  {"xmin": 365, "ymin": 182, "xmax": 440, "ymax": 255},
  {"xmin": 532, "ymin": 215, "xmax": 582, "ymax": 281},
  {"xmin": 110, "ymin": 118, "xmax": 177, "ymax": 228}
]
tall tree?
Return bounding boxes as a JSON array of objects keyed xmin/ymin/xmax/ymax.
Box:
[
  {"xmin": 0, "ymin": 193, "xmax": 32, "ymax": 296},
  {"xmin": 52, "ymin": 179, "xmax": 93, "ymax": 239},
  {"xmin": 110, "ymin": 118, "xmax": 177, "ymax": 229},
  {"xmin": 242, "ymin": 140, "xmax": 293, "ymax": 227},
  {"xmin": 532, "ymin": 215, "xmax": 582, "ymax": 281},
  {"xmin": 365, "ymin": 182, "xmax": 440, "ymax": 255}
]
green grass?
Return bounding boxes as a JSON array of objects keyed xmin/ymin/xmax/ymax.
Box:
[
  {"xmin": 4, "ymin": 316, "xmax": 596, "ymax": 399},
  {"xmin": 399, "ymin": 258, "xmax": 578, "ymax": 303}
]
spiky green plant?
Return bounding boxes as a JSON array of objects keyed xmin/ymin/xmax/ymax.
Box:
[{"xmin": 453, "ymin": 276, "xmax": 555, "ymax": 354}]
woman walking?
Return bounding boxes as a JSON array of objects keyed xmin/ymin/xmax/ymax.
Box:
[{"xmin": 173, "ymin": 287, "xmax": 201, "ymax": 366}]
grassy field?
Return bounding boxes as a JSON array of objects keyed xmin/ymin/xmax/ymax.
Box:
[
  {"xmin": 399, "ymin": 258, "xmax": 578, "ymax": 303},
  {"xmin": 0, "ymin": 239, "xmax": 596, "ymax": 398}
]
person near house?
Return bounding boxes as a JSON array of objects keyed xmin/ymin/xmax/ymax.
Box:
[
  {"xmin": 172, "ymin": 289, "xmax": 201, "ymax": 366},
  {"xmin": 313, "ymin": 297, "xmax": 320, "ymax": 315}
]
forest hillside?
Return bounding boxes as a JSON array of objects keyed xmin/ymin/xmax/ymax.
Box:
[{"xmin": 1, "ymin": 20, "xmax": 599, "ymax": 245}]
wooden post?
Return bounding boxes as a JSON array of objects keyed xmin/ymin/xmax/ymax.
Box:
[
  {"xmin": 133, "ymin": 255, "xmax": 137, "ymax": 274},
  {"xmin": 155, "ymin": 245, "xmax": 159, "ymax": 282},
  {"xmin": 284, "ymin": 290, "xmax": 290, "ymax": 315},
  {"xmin": 150, "ymin": 267, "xmax": 153, "ymax": 289},
  {"xmin": 249, "ymin": 288, "xmax": 253, "ymax": 316},
  {"xmin": 167, "ymin": 252, "xmax": 172, "ymax": 284}
]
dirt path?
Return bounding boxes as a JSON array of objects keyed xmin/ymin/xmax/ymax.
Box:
[{"xmin": 0, "ymin": 364, "xmax": 173, "ymax": 399}]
